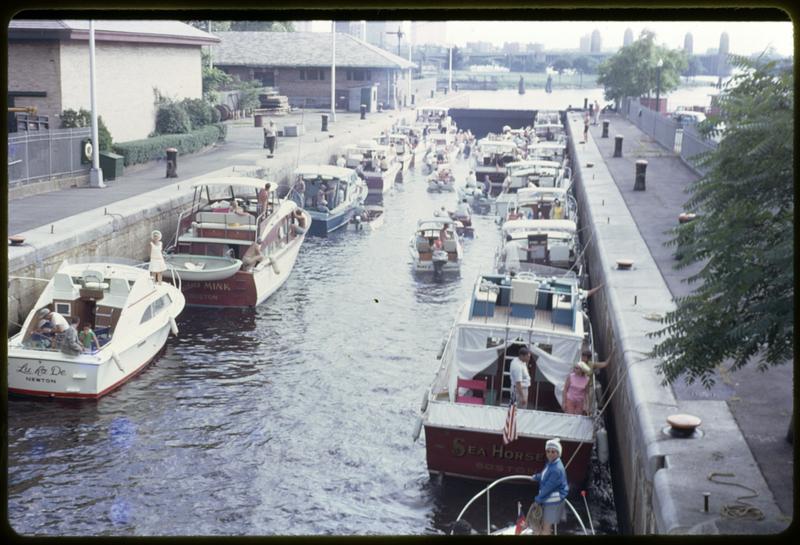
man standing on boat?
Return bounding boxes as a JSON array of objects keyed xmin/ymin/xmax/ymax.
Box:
[{"xmin": 509, "ymin": 347, "xmax": 532, "ymax": 409}]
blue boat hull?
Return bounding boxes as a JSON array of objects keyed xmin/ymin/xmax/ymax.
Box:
[{"xmin": 306, "ymin": 207, "xmax": 356, "ymax": 236}]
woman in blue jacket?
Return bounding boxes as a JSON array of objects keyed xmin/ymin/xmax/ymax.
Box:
[{"xmin": 531, "ymin": 437, "xmax": 569, "ymax": 535}]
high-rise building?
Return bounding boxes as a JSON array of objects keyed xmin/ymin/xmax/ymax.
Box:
[
  {"xmin": 683, "ymin": 32, "xmax": 693, "ymax": 55},
  {"xmin": 579, "ymin": 34, "xmax": 591, "ymax": 53},
  {"xmin": 623, "ymin": 28, "xmax": 633, "ymax": 47},
  {"xmin": 717, "ymin": 32, "xmax": 731, "ymax": 76},
  {"xmin": 335, "ymin": 21, "xmax": 366, "ymax": 40},
  {"xmin": 590, "ymin": 29, "xmax": 602, "ymax": 53}
]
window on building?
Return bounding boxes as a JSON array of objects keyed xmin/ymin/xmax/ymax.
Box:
[
  {"xmin": 300, "ymin": 69, "xmax": 325, "ymax": 81},
  {"xmin": 346, "ymin": 69, "xmax": 371, "ymax": 81}
]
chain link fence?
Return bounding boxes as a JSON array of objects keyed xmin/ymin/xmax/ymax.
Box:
[{"xmin": 7, "ymin": 127, "xmax": 92, "ymax": 186}]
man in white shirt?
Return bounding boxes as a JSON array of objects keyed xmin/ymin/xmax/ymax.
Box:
[
  {"xmin": 509, "ymin": 346, "xmax": 532, "ymax": 409},
  {"xmin": 336, "ymin": 154, "xmax": 347, "ymax": 168}
]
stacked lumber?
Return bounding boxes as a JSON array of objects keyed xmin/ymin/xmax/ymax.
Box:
[{"xmin": 257, "ymin": 89, "xmax": 290, "ymax": 115}]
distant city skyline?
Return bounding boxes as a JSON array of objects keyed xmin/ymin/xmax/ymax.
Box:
[{"xmin": 310, "ymin": 20, "xmax": 793, "ymax": 57}]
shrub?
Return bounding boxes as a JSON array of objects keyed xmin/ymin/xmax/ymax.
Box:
[
  {"xmin": 112, "ymin": 124, "xmax": 226, "ymax": 167},
  {"xmin": 180, "ymin": 98, "xmax": 216, "ymax": 129},
  {"xmin": 59, "ymin": 108, "xmax": 113, "ymax": 151},
  {"xmin": 155, "ymin": 102, "xmax": 192, "ymax": 134}
]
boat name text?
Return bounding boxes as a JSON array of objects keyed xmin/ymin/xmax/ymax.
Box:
[
  {"xmin": 16, "ymin": 362, "xmax": 66, "ymax": 378},
  {"xmin": 451, "ymin": 439, "xmax": 545, "ymax": 462}
]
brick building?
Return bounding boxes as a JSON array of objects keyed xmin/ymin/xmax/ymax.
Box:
[
  {"xmin": 211, "ymin": 31, "xmax": 415, "ymax": 111},
  {"xmin": 7, "ymin": 19, "xmax": 218, "ymax": 142}
]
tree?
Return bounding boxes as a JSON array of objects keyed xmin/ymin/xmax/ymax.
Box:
[
  {"xmin": 649, "ymin": 54, "xmax": 793, "ymax": 387},
  {"xmin": 551, "ymin": 58, "xmax": 571, "ymax": 83},
  {"xmin": 597, "ymin": 30, "xmax": 687, "ymax": 106},
  {"xmin": 572, "ymin": 56, "xmax": 598, "ymax": 86}
]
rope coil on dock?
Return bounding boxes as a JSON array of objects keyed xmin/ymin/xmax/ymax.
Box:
[{"xmin": 707, "ymin": 472, "xmax": 765, "ymax": 521}]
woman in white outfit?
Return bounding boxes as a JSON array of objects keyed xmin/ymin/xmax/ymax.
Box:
[{"xmin": 149, "ymin": 230, "xmax": 167, "ymax": 284}]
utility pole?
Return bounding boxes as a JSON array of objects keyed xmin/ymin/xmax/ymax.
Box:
[
  {"xmin": 331, "ymin": 22, "xmax": 336, "ymax": 122},
  {"xmin": 88, "ymin": 20, "xmax": 105, "ymax": 188},
  {"xmin": 386, "ymin": 25, "xmax": 405, "ymax": 109}
]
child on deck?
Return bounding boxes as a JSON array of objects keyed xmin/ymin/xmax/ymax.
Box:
[{"xmin": 79, "ymin": 323, "xmax": 100, "ymax": 352}]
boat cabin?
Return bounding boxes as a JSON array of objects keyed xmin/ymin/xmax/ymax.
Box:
[
  {"xmin": 413, "ymin": 219, "xmax": 459, "ymax": 262},
  {"xmin": 476, "ymin": 139, "xmax": 519, "ymax": 168},
  {"xmin": 500, "ymin": 219, "xmax": 577, "ymax": 272},
  {"xmin": 294, "ymin": 165, "xmax": 362, "ymax": 213}
]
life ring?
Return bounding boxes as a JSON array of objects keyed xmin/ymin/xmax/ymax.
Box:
[
  {"xmin": 111, "ymin": 351, "xmax": 124, "ymax": 372},
  {"xmin": 420, "ymin": 389, "xmax": 430, "ymax": 413},
  {"xmin": 412, "ymin": 416, "xmax": 423, "ymax": 442},
  {"xmin": 82, "ymin": 139, "xmax": 93, "ymax": 163},
  {"xmin": 169, "ymin": 316, "xmax": 179, "ymax": 336}
]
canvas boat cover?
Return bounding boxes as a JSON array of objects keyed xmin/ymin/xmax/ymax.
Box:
[{"xmin": 425, "ymin": 400, "xmax": 594, "ymax": 442}]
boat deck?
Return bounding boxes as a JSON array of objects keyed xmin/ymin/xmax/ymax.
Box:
[{"xmin": 468, "ymin": 302, "xmax": 574, "ymax": 334}]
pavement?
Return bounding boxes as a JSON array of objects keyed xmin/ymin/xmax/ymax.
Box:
[
  {"xmin": 8, "ymin": 91, "xmax": 468, "ymax": 235},
  {"xmin": 584, "ymin": 112, "xmax": 794, "ymax": 524}
]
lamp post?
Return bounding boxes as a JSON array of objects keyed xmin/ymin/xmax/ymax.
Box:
[
  {"xmin": 88, "ymin": 20, "xmax": 105, "ymax": 188},
  {"xmin": 655, "ymin": 58, "xmax": 663, "ymax": 114},
  {"xmin": 330, "ymin": 21, "xmax": 336, "ymax": 122}
]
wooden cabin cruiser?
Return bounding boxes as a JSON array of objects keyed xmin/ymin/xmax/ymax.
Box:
[
  {"xmin": 474, "ymin": 138, "xmax": 520, "ymax": 197},
  {"xmin": 526, "ymin": 140, "xmax": 569, "ymax": 165},
  {"xmin": 417, "ymin": 271, "xmax": 595, "ymax": 484},
  {"xmin": 349, "ymin": 140, "xmax": 403, "ymax": 196},
  {"xmin": 427, "ymin": 163, "xmax": 457, "ymax": 192},
  {"xmin": 8, "ymin": 259, "xmax": 185, "ymax": 398},
  {"xmin": 496, "ymin": 165, "xmax": 571, "ymax": 220},
  {"xmin": 294, "ymin": 165, "xmax": 366, "ymax": 236},
  {"xmin": 167, "ymin": 177, "xmax": 311, "ymax": 307},
  {"xmin": 409, "ymin": 218, "xmax": 463, "ymax": 275},
  {"xmin": 496, "ymin": 218, "xmax": 580, "ymax": 276}
]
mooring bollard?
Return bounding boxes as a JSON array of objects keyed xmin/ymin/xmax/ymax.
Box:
[
  {"xmin": 321, "ymin": 114, "xmax": 328, "ymax": 132},
  {"xmin": 411, "ymin": 94, "xmax": 416, "ymax": 105},
  {"xmin": 360, "ymin": 104, "xmax": 367, "ymax": 120},
  {"xmin": 602, "ymin": 119, "xmax": 610, "ymax": 138},
  {"xmin": 634, "ymin": 159, "xmax": 648, "ymax": 190},
  {"xmin": 583, "ymin": 97, "xmax": 588, "ymax": 110},
  {"xmin": 165, "ymin": 147, "xmax": 178, "ymax": 178},
  {"xmin": 430, "ymin": 90, "xmax": 435, "ymax": 99},
  {"xmin": 614, "ymin": 134, "xmax": 624, "ymax": 157}
]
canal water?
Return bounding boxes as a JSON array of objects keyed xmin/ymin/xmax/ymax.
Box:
[{"xmin": 7, "ymin": 131, "xmax": 618, "ymax": 536}]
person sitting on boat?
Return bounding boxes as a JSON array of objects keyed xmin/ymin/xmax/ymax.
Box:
[
  {"xmin": 552, "ymin": 198, "xmax": 564, "ymax": 220},
  {"xmin": 31, "ymin": 308, "xmax": 69, "ymax": 347},
  {"xmin": 241, "ymin": 243, "xmax": 266, "ymax": 271},
  {"xmin": 79, "ymin": 323, "xmax": 100, "ymax": 352},
  {"xmin": 316, "ymin": 188, "xmax": 330, "ymax": 213},
  {"xmin": 290, "ymin": 208, "xmax": 308, "ymax": 236},
  {"xmin": 370, "ymin": 154, "xmax": 380, "ymax": 172},
  {"xmin": 60, "ymin": 317, "xmax": 84, "ymax": 356},
  {"xmin": 232, "ymin": 200, "xmax": 248, "ymax": 216},
  {"xmin": 509, "ymin": 347, "xmax": 532, "ymax": 409},
  {"xmin": 530, "ymin": 438, "xmax": 569, "ymax": 536},
  {"xmin": 336, "ymin": 154, "xmax": 347, "ymax": 168},
  {"xmin": 465, "ymin": 170, "xmax": 477, "ymax": 188},
  {"xmin": 379, "ymin": 155, "xmax": 389, "ymax": 171},
  {"xmin": 439, "ymin": 222, "xmax": 453, "ymax": 245},
  {"xmin": 149, "ymin": 230, "xmax": 167, "ymax": 285}
]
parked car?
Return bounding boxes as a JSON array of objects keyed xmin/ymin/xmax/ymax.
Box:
[{"xmin": 671, "ymin": 110, "xmax": 707, "ymax": 127}]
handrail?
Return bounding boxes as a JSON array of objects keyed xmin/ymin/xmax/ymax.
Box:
[{"xmin": 452, "ymin": 474, "xmax": 589, "ymax": 535}]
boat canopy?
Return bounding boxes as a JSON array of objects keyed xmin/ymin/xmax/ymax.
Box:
[
  {"xmin": 503, "ymin": 219, "xmax": 576, "ymax": 235},
  {"xmin": 294, "ymin": 164, "xmax": 356, "ymax": 180},
  {"xmin": 479, "ymin": 140, "xmax": 518, "ymax": 152},
  {"xmin": 190, "ymin": 177, "xmax": 273, "ymax": 190},
  {"xmin": 516, "ymin": 186, "xmax": 567, "ymax": 201},
  {"xmin": 507, "ymin": 159, "xmax": 561, "ymax": 172}
]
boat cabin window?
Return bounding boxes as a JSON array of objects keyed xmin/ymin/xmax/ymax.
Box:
[
  {"xmin": 55, "ymin": 302, "xmax": 71, "ymax": 315},
  {"xmin": 140, "ymin": 306, "xmax": 153, "ymax": 324}
]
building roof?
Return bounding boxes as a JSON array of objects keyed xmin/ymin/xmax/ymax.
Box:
[
  {"xmin": 8, "ymin": 19, "xmax": 219, "ymax": 46},
  {"xmin": 212, "ymin": 31, "xmax": 415, "ymax": 70}
]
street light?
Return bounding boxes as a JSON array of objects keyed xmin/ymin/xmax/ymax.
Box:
[{"xmin": 655, "ymin": 58, "xmax": 663, "ymax": 114}]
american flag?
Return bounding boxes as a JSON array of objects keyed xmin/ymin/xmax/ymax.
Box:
[{"xmin": 502, "ymin": 402, "xmax": 518, "ymax": 445}]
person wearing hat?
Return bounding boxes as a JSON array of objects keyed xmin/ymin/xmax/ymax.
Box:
[
  {"xmin": 551, "ymin": 198, "xmax": 564, "ymax": 220},
  {"xmin": 531, "ymin": 437, "xmax": 569, "ymax": 535},
  {"xmin": 149, "ymin": 230, "xmax": 167, "ymax": 284},
  {"xmin": 563, "ymin": 360, "xmax": 593, "ymax": 415},
  {"xmin": 31, "ymin": 308, "xmax": 69, "ymax": 347}
]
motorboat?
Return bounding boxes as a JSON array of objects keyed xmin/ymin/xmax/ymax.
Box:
[
  {"xmin": 495, "ymin": 160, "xmax": 569, "ymax": 219},
  {"xmin": 526, "ymin": 140, "xmax": 569, "ymax": 165},
  {"xmin": 377, "ymin": 133, "xmax": 415, "ymax": 172},
  {"xmin": 350, "ymin": 139, "xmax": 403, "ymax": 196},
  {"xmin": 496, "ymin": 218, "xmax": 580, "ymax": 277},
  {"xmin": 409, "ymin": 218, "xmax": 463, "ymax": 275},
  {"xmin": 449, "ymin": 202, "xmax": 474, "ymax": 238},
  {"xmin": 294, "ymin": 165, "xmax": 366, "ymax": 236},
  {"xmin": 474, "ymin": 138, "xmax": 520, "ymax": 197},
  {"xmin": 167, "ymin": 176, "xmax": 311, "ymax": 307},
  {"xmin": 7, "ymin": 258, "xmax": 185, "ymax": 398},
  {"xmin": 427, "ymin": 163, "xmax": 456, "ymax": 193},
  {"xmin": 349, "ymin": 204, "xmax": 385, "ymax": 231},
  {"xmin": 416, "ymin": 271, "xmax": 597, "ymax": 485},
  {"xmin": 415, "ymin": 106, "xmax": 452, "ymax": 134}
]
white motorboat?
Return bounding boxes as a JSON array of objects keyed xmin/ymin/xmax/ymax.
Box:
[
  {"xmin": 350, "ymin": 204, "xmax": 385, "ymax": 231},
  {"xmin": 169, "ymin": 175, "xmax": 311, "ymax": 306},
  {"xmin": 294, "ymin": 165, "xmax": 366, "ymax": 236},
  {"xmin": 416, "ymin": 271, "xmax": 597, "ymax": 485},
  {"xmin": 427, "ymin": 164, "xmax": 456, "ymax": 192},
  {"xmin": 474, "ymin": 138, "xmax": 520, "ymax": 197},
  {"xmin": 496, "ymin": 218, "xmax": 580, "ymax": 277},
  {"xmin": 7, "ymin": 259, "xmax": 185, "ymax": 399},
  {"xmin": 409, "ymin": 218, "xmax": 463, "ymax": 275}
]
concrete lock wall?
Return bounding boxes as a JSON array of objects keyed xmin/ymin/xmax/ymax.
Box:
[{"xmin": 565, "ymin": 113, "xmax": 681, "ymax": 534}]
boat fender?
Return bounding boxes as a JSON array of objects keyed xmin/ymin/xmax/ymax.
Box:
[
  {"xmin": 111, "ymin": 351, "xmax": 124, "ymax": 372},
  {"xmin": 412, "ymin": 416, "xmax": 423, "ymax": 442},
  {"xmin": 596, "ymin": 427, "xmax": 609, "ymax": 464},
  {"xmin": 169, "ymin": 316, "xmax": 179, "ymax": 336},
  {"xmin": 267, "ymin": 256, "xmax": 281, "ymax": 275},
  {"xmin": 420, "ymin": 389, "xmax": 430, "ymax": 413}
]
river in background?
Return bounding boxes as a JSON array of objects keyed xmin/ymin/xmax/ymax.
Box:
[{"xmin": 7, "ymin": 123, "xmax": 618, "ymax": 536}]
